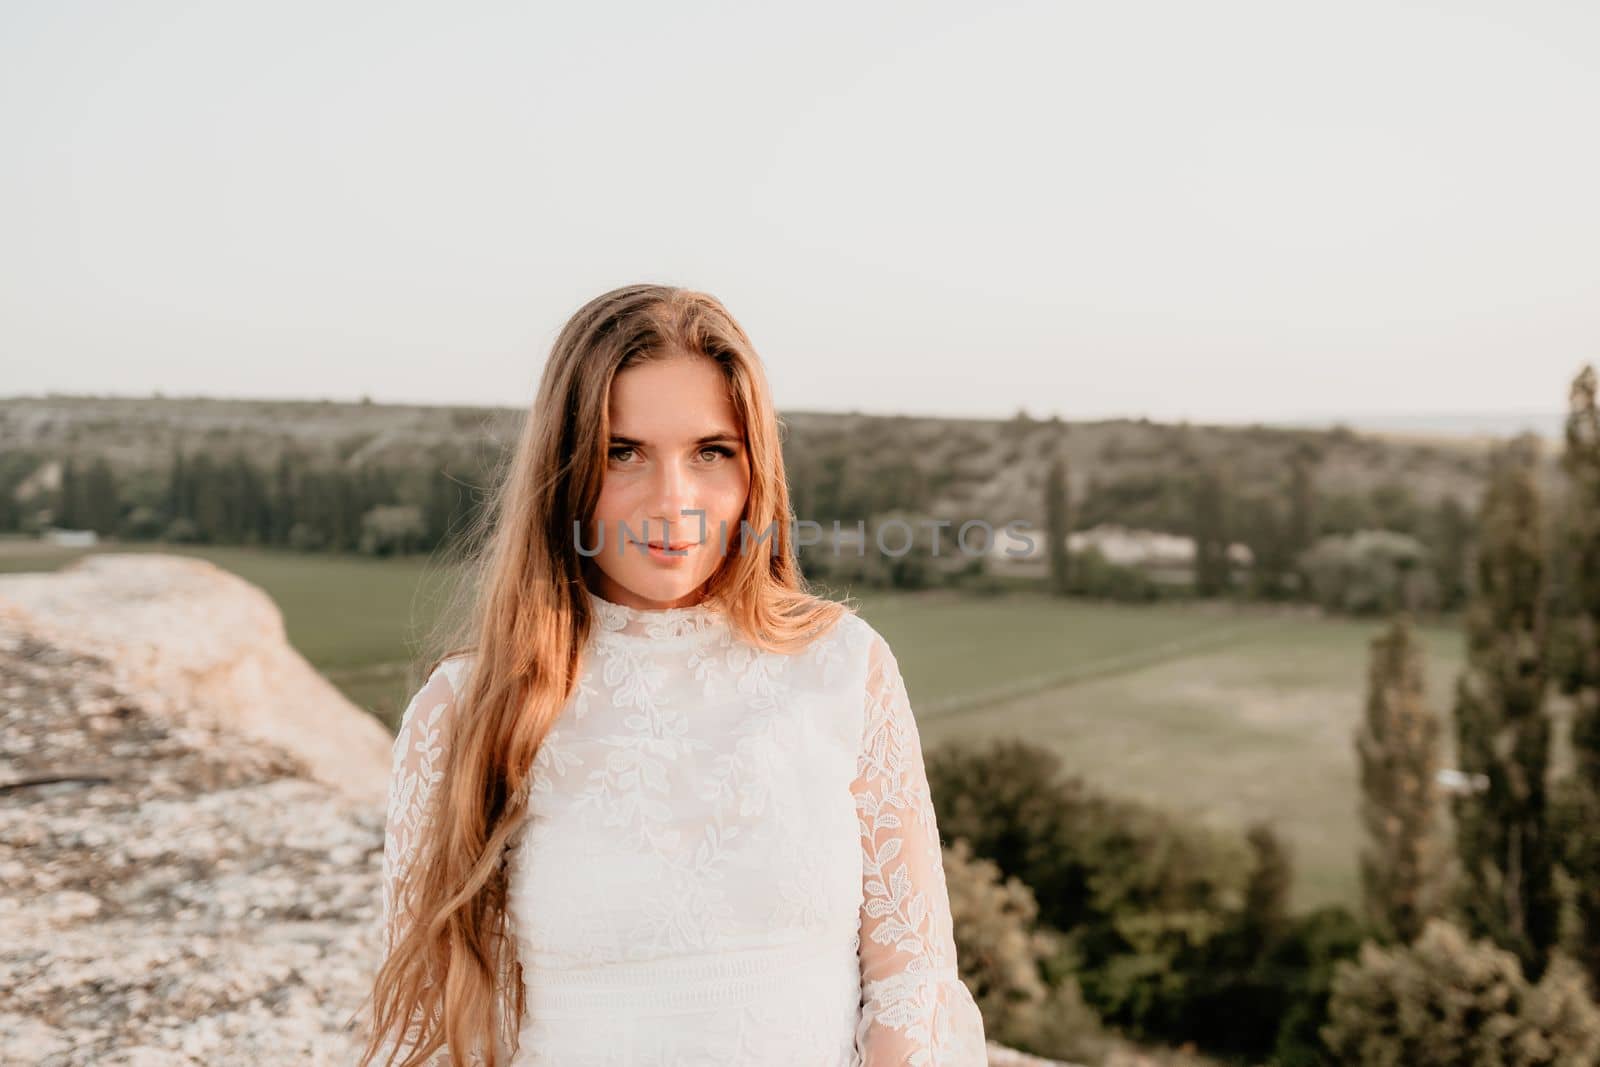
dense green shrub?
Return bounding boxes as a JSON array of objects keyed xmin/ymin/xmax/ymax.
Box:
[
  {"xmin": 944, "ymin": 838, "xmax": 1112, "ymax": 1063},
  {"xmin": 927, "ymin": 738, "xmax": 1327, "ymax": 1056},
  {"xmin": 1066, "ymin": 546, "xmax": 1164, "ymax": 601},
  {"xmin": 1297, "ymin": 529, "xmax": 1437, "ymax": 615},
  {"xmin": 1321, "ymin": 918, "xmax": 1600, "ymax": 1065}
]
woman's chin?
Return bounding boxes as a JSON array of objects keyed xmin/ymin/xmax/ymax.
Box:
[{"xmin": 613, "ymin": 570, "xmax": 707, "ymax": 607}]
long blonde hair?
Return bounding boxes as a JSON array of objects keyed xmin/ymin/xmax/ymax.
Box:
[{"xmin": 357, "ymin": 284, "xmax": 852, "ymax": 1065}]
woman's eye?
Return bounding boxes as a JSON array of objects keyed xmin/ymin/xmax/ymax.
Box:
[{"xmin": 609, "ymin": 444, "xmax": 733, "ymax": 464}]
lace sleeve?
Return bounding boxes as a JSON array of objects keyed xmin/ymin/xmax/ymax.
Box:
[
  {"xmin": 852, "ymin": 632, "xmax": 989, "ymax": 1066},
  {"xmin": 379, "ymin": 658, "xmax": 517, "ymax": 1066},
  {"xmin": 383, "ymin": 662, "xmax": 454, "ymax": 965}
]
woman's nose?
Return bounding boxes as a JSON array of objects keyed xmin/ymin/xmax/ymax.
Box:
[{"xmin": 646, "ymin": 459, "xmax": 697, "ymax": 533}]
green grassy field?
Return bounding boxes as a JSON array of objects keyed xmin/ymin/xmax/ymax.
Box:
[
  {"xmin": 891, "ymin": 595, "xmax": 1467, "ymax": 914},
  {"xmin": 2, "ymin": 538, "xmax": 1471, "ymax": 914}
]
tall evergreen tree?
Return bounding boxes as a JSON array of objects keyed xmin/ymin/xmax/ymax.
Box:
[
  {"xmin": 1236, "ymin": 490, "xmax": 1296, "ymax": 600},
  {"xmin": 424, "ymin": 465, "xmax": 460, "ymax": 552},
  {"xmin": 332, "ymin": 468, "xmax": 364, "ymax": 551},
  {"xmin": 1428, "ymin": 494, "xmax": 1474, "ymax": 613},
  {"xmin": 1557, "ymin": 363, "xmax": 1600, "ymax": 992},
  {"xmin": 1045, "ymin": 449, "xmax": 1072, "ymax": 595},
  {"xmin": 1450, "ymin": 432, "xmax": 1558, "ymax": 979},
  {"xmin": 1282, "ymin": 447, "xmax": 1320, "ymax": 602},
  {"xmin": 1192, "ymin": 462, "xmax": 1230, "ymax": 596},
  {"xmin": 81, "ymin": 457, "xmax": 120, "ymax": 536},
  {"xmin": 190, "ymin": 453, "xmax": 222, "ymax": 542},
  {"xmin": 1241, "ymin": 821, "xmax": 1292, "ymax": 946},
  {"xmin": 297, "ymin": 468, "xmax": 335, "ymax": 549},
  {"xmin": 273, "ymin": 450, "xmax": 298, "ymax": 544},
  {"xmin": 1357, "ymin": 614, "xmax": 1445, "ymax": 944},
  {"xmin": 56, "ymin": 457, "xmax": 79, "ymax": 528},
  {"xmin": 166, "ymin": 446, "xmax": 188, "ymax": 523},
  {"xmin": 1288, "ymin": 448, "xmax": 1318, "ymax": 552},
  {"xmin": 228, "ymin": 452, "xmax": 270, "ymax": 544}
]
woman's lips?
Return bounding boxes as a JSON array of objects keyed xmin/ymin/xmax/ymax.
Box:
[{"xmin": 629, "ymin": 538, "xmax": 698, "ymax": 564}]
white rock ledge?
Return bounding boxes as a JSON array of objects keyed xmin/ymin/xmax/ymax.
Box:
[{"xmin": 0, "ymin": 552, "xmax": 392, "ymax": 806}]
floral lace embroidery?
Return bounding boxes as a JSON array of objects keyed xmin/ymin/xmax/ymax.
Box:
[
  {"xmin": 380, "ymin": 655, "xmax": 513, "ymax": 1065},
  {"xmin": 853, "ymin": 633, "xmax": 989, "ymax": 1066},
  {"xmin": 585, "ymin": 589, "xmax": 728, "ymax": 641}
]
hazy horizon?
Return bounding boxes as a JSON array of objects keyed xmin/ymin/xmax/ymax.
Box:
[
  {"xmin": 1, "ymin": 387, "xmax": 1575, "ymax": 444},
  {"xmin": 3, "ymin": 2, "xmax": 1596, "ymax": 424}
]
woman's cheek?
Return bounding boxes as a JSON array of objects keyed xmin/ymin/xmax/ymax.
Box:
[{"xmin": 716, "ymin": 484, "xmax": 751, "ymax": 554}]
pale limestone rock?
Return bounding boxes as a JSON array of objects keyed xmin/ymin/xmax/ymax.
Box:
[
  {"xmin": 0, "ymin": 625, "xmax": 382, "ymax": 1065},
  {"xmin": 0, "ymin": 553, "xmax": 391, "ymax": 806}
]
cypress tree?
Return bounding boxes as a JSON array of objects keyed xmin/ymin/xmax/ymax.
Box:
[
  {"xmin": 1450, "ymin": 432, "xmax": 1559, "ymax": 979},
  {"xmin": 1357, "ymin": 614, "xmax": 1445, "ymax": 944},
  {"xmin": 57, "ymin": 457, "xmax": 79, "ymax": 529},
  {"xmin": 1429, "ymin": 495, "xmax": 1474, "ymax": 613},
  {"xmin": 1288, "ymin": 447, "xmax": 1318, "ymax": 552},
  {"xmin": 1045, "ymin": 449, "xmax": 1072, "ymax": 595},
  {"xmin": 165, "ymin": 445, "xmax": 187, "ymax": 523},
  {"xmin": 1192, "ymin": 462, "xmax": 1230, "ymax": 596},
  {"xmin": 190, "ymin": 453, "xmax": 222, "ymax": 543},
  {"xmin": 273, "ymin": 450, "xmax": 298, "ymax": 544},
  {"xmin": 1558, "ymin": 363, "xmax": 1600, "ymax": 991},
  {"xmin": 82, "ymin": 457, "xmax": 120, "ymax": 536}
]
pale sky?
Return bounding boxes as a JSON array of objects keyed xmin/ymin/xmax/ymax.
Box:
[{"xmin": 2, "ymin": 1, "xmax": 1597, "ymax": 424}]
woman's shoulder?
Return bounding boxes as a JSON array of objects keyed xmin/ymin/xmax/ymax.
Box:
[
  {"xmin": 798, "ymin": 605, "xmax": 897, "ymax": 691},
  {"xmin": 797, "ymin": 599, "xmax": 873, "ymax": 653},
  {"xmin": 435, "ymin": 651, "xmax": 476, "ymax": 691},
  {"xmin": 822, "ymin": 606, "xmax": 891, "ymax": 658},
  {"xmin": 397, "ymin": 651, "xmax": 476, "ymax": 734}
]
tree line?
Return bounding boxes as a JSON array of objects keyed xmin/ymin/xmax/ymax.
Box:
[
  {"xmin": 0, "ymin": 412, "xmax": 1507, "ymax": 618},
  {"xmin": 28, "ymin": 447, "xmax": 489, "ymax": 558}
]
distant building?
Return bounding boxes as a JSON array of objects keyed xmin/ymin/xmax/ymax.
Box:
[
  {"xmin": 42, "ymin": 527, "xmax": 99, "ymax": 547},
  {"xmin": 1065, "ymin": 523, "xmax": 1253, "ymax": 586},
  {"xmin": 974, "ymin": 522, "xmax": 1255, "ymax": 586}
]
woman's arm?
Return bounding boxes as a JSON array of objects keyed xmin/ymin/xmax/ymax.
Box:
[
  {"xmin": 383, "ymin": 663, "xmax": 454, "ymax": 956},
  {"xmin": 378, "ymin": 659, "xmax": 515, "ymax": 1066},
  {"xmin": 851, "ymin": 632, "xmax": 989, "ymax": 1066},
  {"xmin": 376, "ymin": 661, "xmax": 458, "ymax": 1065}
]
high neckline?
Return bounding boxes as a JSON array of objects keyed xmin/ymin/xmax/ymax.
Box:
[{"xmin": 583, "ymin": 588, "xmax": 729, "ymax": 642}]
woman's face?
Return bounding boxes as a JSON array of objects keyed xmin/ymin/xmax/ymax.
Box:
[{"xmin": 585, "ymin": 353, "xmax": 751, "ymax": 611}]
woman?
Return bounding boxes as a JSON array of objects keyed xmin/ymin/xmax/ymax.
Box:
[{"xmin": 359, "ymin": 285, "xmax": 988, "ymax": 1065}]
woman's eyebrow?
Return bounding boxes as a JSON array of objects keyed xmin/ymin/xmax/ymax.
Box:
[{"xmin": 608, "ymin": 431, "xmax": 741, "ymax": 446}]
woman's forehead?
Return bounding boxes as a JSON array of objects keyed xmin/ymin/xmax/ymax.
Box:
[{"xmin": 607, "ymin": 359, "xmax": 742, "ymax": 440}]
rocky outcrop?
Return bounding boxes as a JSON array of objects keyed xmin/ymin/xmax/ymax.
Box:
[
  {"xmin": 0, "ymin": 553, "xmax": 393, "ymax": 806},
  {"xmin": 0, "ymin": 627, "xmax": 386, "ymax": 1064}
]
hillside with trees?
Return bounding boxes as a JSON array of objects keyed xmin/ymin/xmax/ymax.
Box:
[{"xmin": 0, "ymin": 393, "xmax": 1545, "ymax": 620}]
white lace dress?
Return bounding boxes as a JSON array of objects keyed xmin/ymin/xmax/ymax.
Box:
[{"xmin": 379, "ymin": 590, "xmax": 988, "ymax": 1066}]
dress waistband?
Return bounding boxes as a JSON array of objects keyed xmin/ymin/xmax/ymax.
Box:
[{"xmin": 520, "ymin": 938, "xmax": 855, "ymax": 1018}]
